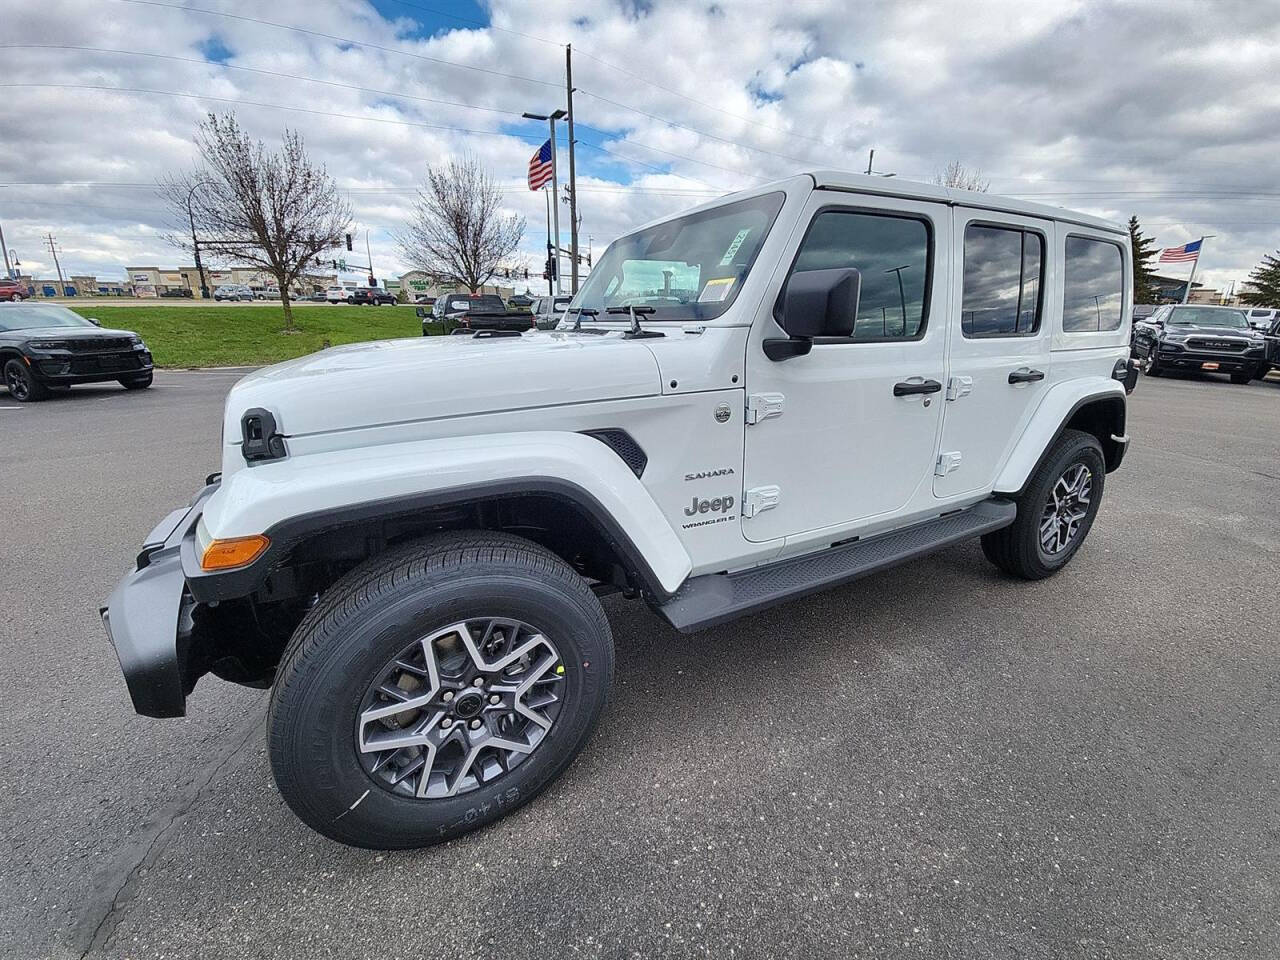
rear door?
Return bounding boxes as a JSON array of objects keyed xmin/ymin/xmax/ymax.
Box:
[{"xmin": 933, "ymin": 212, "xmax": 1053, "ymax": 497}]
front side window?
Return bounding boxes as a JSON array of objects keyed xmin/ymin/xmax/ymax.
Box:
[
  {"xmin": 1063, "ymin": 236, "xmax": 1124, "ymax": 333},
  {"xmin": 788, "ymin": 210, "xmax": 931, "ymax": 340},
  {"xmin": 961, "ymin": 224, "xmax": 1043, "ymax": 338},
  {"xmin": 573, "ymin": 192, "xmax": 786, "ymax": 321}
]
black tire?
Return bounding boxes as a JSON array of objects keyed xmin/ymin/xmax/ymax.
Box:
[
  {"xmin": 1142, "ymin": 344, "xmax": 1161, "ymax": 376},
  {"xmin": 119, "ymin": 373, "xmax": 153, "ymax": 390},
  {"xmin": 981, "ymin": 428, "xmax": 1106, "ymax": 580},
  {"xmin": 1230, "ymin": 371, "xmax": 1252, "ymax": 384},
  {"xmin": 3, "ymin": 358, "xmax": 49, "ymax": 402},
  {"xmin": 346, "ymin": 296, "xmax": 355, "ymax": 305},
  {"xmin": 268, "ymin": 531, "xmax": 614, "ymax": 849}
]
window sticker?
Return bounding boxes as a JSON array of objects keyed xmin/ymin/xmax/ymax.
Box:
[
  {"xmin": 719, "ymin": 228, "xmax": 752, "ymax": 266},
  {"xmin": 698, "ymin": 277, "xmax": 736, "ymax": 302}
]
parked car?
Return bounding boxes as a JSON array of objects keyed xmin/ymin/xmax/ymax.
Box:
[
  {"xmin": 1132, "ymin": 303, "xmax": 1158, "ymax": 322},
  {"xmin": 0, "ymin": 278, "xmax": 29, "ymax": 302},
  {"xmin": 254, "ymin": 288, "xmax": 281, "ymax": 300},
  {"xmin": 350, "ymin": 287, "xmax": 397, "ymax": 306},
  {"xmin": 530, "ymin": 295, "xmax": 574, "ymax": 330},
  {"xmin": 0, "ymin": 302, "xmax": 153, "ymax": 401},
  {"xmin": 413, "ymin": 294, "xmax": 435, "ymax": 306},
  {"xmin": 305, "ymin": 292, "xmax": 328, "ymax": 302},
  {"xmin": 1244, "ymin": 307, "xmax": 1278, "ymax": 332},
  {"xmin": 1256, "ymin": 316, "xmax": 1280, "ymax": 379},
  {"xmin": 103, "ymin": 172, "xmax": 1137, "ymax": 849},
  {"xmin": 424, "ymin": 293, "xmax": 532, "ymax": 335},
  {"xmin": 213, "ymin": 284, "xmax": 254, "ymax": 302},
  {"xmin": 1132, "ymin": 304, "xmax": 1268, "ymax": 383},
  {"xmin": 160, "ymin": 288, "xmax": 194, "ymax": 298},
  {"xmin": 325, "ymin": 286, "xmax": 353, "ymax": 304}
]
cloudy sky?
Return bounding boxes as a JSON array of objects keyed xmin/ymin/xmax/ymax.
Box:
[{"xmin": 2, "ymin": 0, "xmax": 1278, "ymax": 295}]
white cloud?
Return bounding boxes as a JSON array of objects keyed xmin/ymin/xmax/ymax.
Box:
[{"xmin": 1, "ymin": 0, "xmax": 1278, "ymax": 296}]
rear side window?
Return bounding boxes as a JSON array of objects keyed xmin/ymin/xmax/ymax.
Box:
[
  {"xmin": 1063, "ymin": 236, "xmax": 1124, "ymax": 332},
  {"xmin": 790, "ymin": 210, "xmax": 931, "ymax": 340},
  {"xmin": 961, "ymin": 224, "xmax": 1043, "ymax": 338}
]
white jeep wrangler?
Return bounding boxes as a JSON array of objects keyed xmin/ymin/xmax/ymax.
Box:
[{"xmin": 103, "ymin": 173, "xmax": 1138, "ymax": 849}]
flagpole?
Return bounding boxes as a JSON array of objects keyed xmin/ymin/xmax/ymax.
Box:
[
  {"xmin": 544, "ymin": 187, "xmax": 553, "ymax": 297},
  {"xmin": 1181, "ymin": 235, "xmax": 1213, "ymax": 304},
  {"xmin": 548, "ymin": 120, "xmax": 562, "ymax": 297}
]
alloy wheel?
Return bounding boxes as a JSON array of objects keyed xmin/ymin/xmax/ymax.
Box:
[
  {"xmin": 5, "ymin": 364, "xmax": 29, "ymax": 400},
  {"xmin": 1142, "ymin": 347, "xmax": 1157, "ymax": 374},
  {"xmin": 1039, "ymin": 463, "xmax": 1092, "ymax": 555},
  {"xmin": 355, "ymin": 618, "xmax": 565, "ymax": 800}
]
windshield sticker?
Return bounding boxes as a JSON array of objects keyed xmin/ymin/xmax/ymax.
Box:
[
  {"xmin": 719, "ymin": 229, "xmax": 751, "ymax": 266},
  {"xmin": 698, "ymin": 277, "xmax": 736, "ymax": 303}
]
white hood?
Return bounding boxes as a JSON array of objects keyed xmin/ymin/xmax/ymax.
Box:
[{"xmin": 222, "ymin": 330, "xmax": 663, "ymax": 448}]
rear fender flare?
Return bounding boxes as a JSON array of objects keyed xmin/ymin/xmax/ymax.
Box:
[{"xmin": 994, "ymin": 378, "xmax": 1127, "ymax": 496}]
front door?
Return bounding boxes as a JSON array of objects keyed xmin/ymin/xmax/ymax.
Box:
[
  {"xmin": 933, "ymin": 212, "xmax": 1054, "ymax": 498},
  {"xmin": 741, "ymin": 193, "xmax": 950, "ymax": 543}
]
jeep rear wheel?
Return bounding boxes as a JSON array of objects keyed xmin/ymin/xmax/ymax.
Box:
[
  {"xmin": 981, "ymin": 428, "xmax": 1106, "ymax": 580},
  {"xmin": 268, "ymin": 531, "xmax": 614, "ymax": 849}
]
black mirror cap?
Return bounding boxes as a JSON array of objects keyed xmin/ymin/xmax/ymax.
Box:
[
  {"xmin": 88, "ymin": 317, "xmax": 102, "ymax": 326},
  {"xmin": 781, "ymin": 267, "xmax": 861, "ymax": 339}
]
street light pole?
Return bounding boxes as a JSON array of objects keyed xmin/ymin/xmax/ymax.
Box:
[
  {"xmin": 522, "ymin": 108, "xmax": 567, "ymax": 297},
  {"xmin": 186, "ymin": 180, "xmax": 211, "ymax": 299},
  {"xmin": 0, "ymin": 217, "xmax": 11, "ymax": 279},
  {"xmin": 565, "ymin": 44, "xmax": 580, "ymax": 294}
]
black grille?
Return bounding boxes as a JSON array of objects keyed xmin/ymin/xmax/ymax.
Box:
[
  {"xmin": 70, "ymin": 354, "xmax": 141, "ymax": 373},
  {"xmin": 582, "ymin": 429, "xmax": 647, "ymax": 477},
  {"xmin": 1188, "ymin": 338, "xmax": 1245, "ymax": 352},
  {"xmin": 67, "ymin": 337, "xmax": 134, "ymax": 352}
]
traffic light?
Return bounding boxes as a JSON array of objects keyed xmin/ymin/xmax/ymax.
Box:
[
  {"xmin": 345, "ymin": 233, "xmax": 353, "ymax": 251},
  {"xmin": 331, "ymin": 259, "xmax": 338, "ymax": 269},
  {"xmin": 545, "ymin": 257, "xmax": 557, "ymax": 280},
  {"xmin": 368, "ymin": 275, "xmax": 376, "ymax": 287}
]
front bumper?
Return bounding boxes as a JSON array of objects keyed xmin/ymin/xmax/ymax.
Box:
[
  {"xmin": 1156, "ymin": 344, "xmax": 1264, "ymax": 373},
  {"xmin": 100, "ymin": 483, "xmax": 218, "ymax": 717},
  {"xmin": 30, "ymin": 349, "xmax": 153, "ymax": 385}
]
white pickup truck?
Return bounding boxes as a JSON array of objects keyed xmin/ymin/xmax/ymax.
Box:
[{"xmin": 103, "ymin": 172, "xmax": 1138, "ymax": 849}]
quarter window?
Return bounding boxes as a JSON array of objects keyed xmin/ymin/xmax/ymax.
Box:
[
  {"xmin": 961, "ymin": 224, "xmax": 1043, "ymax": 338},
  {"xmin": 1063, "ymin": 236, "xmax": 1124, "ymax": 332},
  {"xmin": 790, "ymin": 211, "xmax": 931, "ymax": 340}
]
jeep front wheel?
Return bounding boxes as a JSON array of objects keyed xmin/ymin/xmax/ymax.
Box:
[
  {"xmin": 268, "ymin": 531, "xmax": 614, "ymax": 849},
  {"xmin": 981, "ymin": 428, "xmax": 1106, "ymax": 580}
]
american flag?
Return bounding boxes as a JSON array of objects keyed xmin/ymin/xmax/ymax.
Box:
[
  {"xmin": 527, "ymin": 139, "xmax": 553, "ymax": 191},
  {"xmin": 1159, "ymin": 239, "xmax": 1202, "ymax": 263}
]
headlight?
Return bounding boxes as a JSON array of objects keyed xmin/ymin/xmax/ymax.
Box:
[
  {"xmin": 131, "ymin": 337, "xmax": 147, "ymax": 350},
  {"xmin": 27, "ymin": 339, "xmax": 68, "ymax": 350},
  {"xmin": 1162, "ymin": 333, "xmax": 1189, "ymax": 343}
]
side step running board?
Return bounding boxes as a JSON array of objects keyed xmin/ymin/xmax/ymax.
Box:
[{"xmin": 658, "ymin": 499, "xmax": 1016, "ymax": 633}]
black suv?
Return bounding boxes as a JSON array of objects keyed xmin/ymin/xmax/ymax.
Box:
[
  {"xmin": 1132, "ymin": 304, "xmax": 1268, "ymax": 384},
  {"xmin": 0, "ymin": 303, "xmax": 153, "ymax": 402},
  {"xmin": 350, "ymin": 287, "xmax": 397, "ymax": 306}
]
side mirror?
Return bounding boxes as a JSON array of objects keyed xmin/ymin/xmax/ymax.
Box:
[
  {"xmin": 765, "ymin": 267, "xmax": 861, "ymax": 360},
  {"xmin": 88, "ymin": 317, "xmax": 101, "ymax": 326},
  {"xmin": 414, "ymin": 306, "xmax": 426, "ymax": 318}
]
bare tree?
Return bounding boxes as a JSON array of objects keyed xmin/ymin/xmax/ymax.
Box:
[
  {"xmin": 162, "ymin": 112, "xmax": 350, "ymax": 329},
  {"xmin": 395, "ymin": 155, "xmax": 525, "ymax": 294},
  {"xmin": 933, "ymin": 160, "xmax": 990, "ymax": 192}
]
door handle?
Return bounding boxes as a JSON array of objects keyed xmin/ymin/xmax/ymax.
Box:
[
  {"xmin": 1008, "ymin": 368, "xmax": 1045, "ymax": 384},
  {"xmin": 893, "ymin": 379, "xmax": 943, "ymax": 397}
]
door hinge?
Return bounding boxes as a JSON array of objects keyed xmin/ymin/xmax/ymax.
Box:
[
  {"xmin": 935, "ymin": 452, "xmax": 963, "ymax": 477},
  {"xmin": 946, "ymin": 376, "xmax": 973, "ymax": 401},
  {"xmin": 745, "ymin": 392, "xmax": 785, "ymax": 425},
  {"xmin": 742, "ymin": 485, "xmax": 781, "ymax": 517}
]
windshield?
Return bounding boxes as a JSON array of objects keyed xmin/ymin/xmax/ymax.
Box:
[
  {"xmin": 1168, "ymin": 307, "xmax": 1250, "ymax": 329},
  {"xmin": 572, "ymin": 192, "xmax": 785, "ymax": 321},
  {"xmin": 0, "ymin": 304, "xmax": 97, "ymax": 332}
]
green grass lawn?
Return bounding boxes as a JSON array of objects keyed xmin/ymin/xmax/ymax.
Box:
[{"xmin": 69, "ymin": 304, "xmax": 443, "ymax": 368}]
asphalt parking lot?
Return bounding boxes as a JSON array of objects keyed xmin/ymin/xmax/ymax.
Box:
[{"xmin": 2, "ymin": 369, "xmax": 1278, "ymax": 959}]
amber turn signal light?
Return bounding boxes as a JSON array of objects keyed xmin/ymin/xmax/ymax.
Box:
[{"xmin": 200, "ymin": 534, "xmax": 270, "ymax": 571}]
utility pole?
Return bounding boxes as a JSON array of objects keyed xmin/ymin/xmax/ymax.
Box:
[
  {"xmin": 565, "ymin": 44, "xmax": 580, "ymax": 294},
  {"xmin": 365, "ymin": 228, "xmax": 375, "ymax": 287},
  {"xmin": 866, "ymin": 149, "xmax": 874, "ymax": 175},
  {"xmin": 45, "ymin": 233, "xmax": 66, "ymax": 295}
]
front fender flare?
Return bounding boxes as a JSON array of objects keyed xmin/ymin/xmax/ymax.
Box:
[
  {"xmin": 994, "ymin": 378, "xmax": 1126, "ymax": 495},
  {"xmin": 191, "ymin": 431, "xmax": 693, "ymax": 600}
]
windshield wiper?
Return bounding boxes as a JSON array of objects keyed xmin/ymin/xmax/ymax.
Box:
[
  {"xmin": 567, "ymin": 307, "xmax": 597, "ymax": 332},
  {"xmin": 606, "ymin": 304, "xmax": 664, "ymax": 340}
]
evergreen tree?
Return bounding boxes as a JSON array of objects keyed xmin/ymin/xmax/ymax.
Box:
[
  {"xmin": 1240, "ymin": 252, "xmax": 1280, "ymax": 306},
  {"xmin": 1128, "ymin": 215, "xmax": 1160, "ymax": 303}
]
